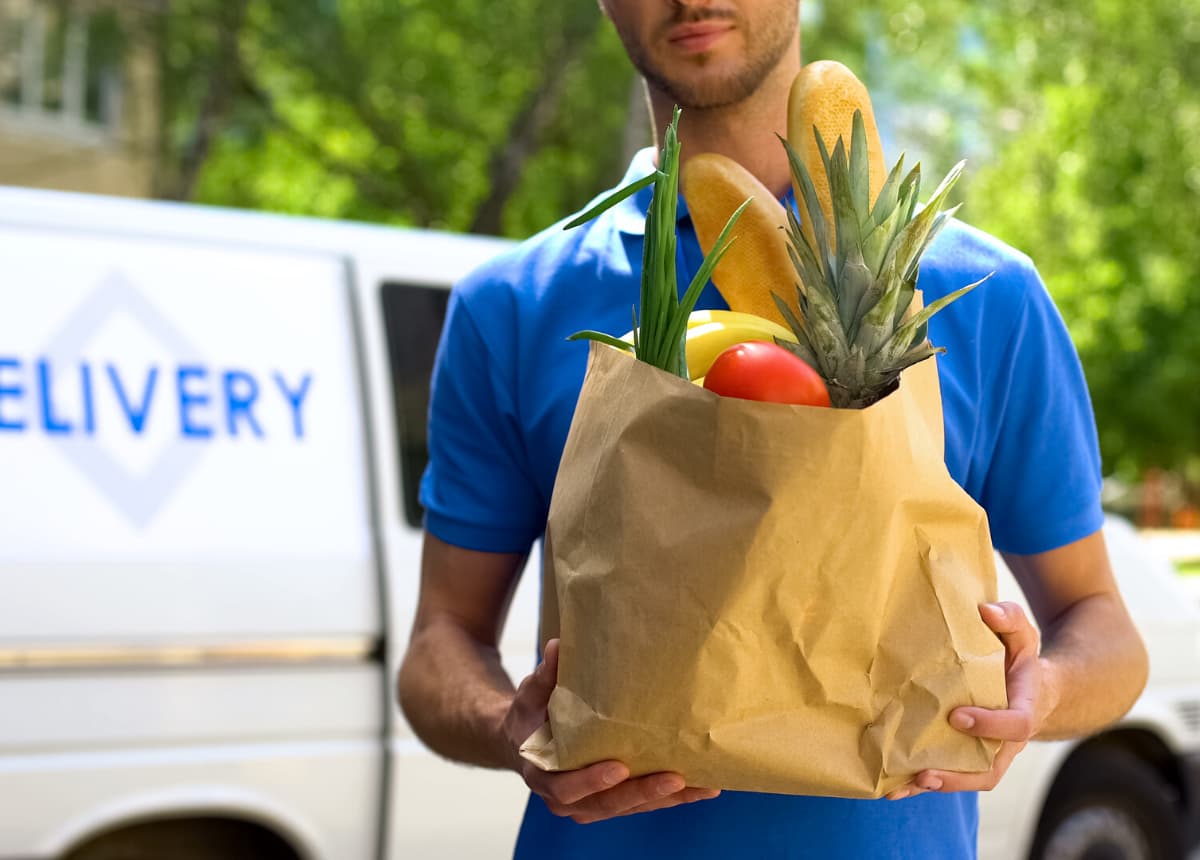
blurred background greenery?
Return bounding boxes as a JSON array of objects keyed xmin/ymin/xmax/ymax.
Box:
[{"xmin": 1, "ymin": 0, "xmax": 1197, "ymax": 522}]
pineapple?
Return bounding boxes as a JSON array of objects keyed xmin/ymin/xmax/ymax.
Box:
[{"xmin": 773, "ymin": 112, "xmax": 990, "ymax": 409}]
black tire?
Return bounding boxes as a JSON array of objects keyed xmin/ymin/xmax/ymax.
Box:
[
  {"xmin": 62, "ymin": 817, "xmax": 298, "ymax": 860},
  {"xmin": 1029, "ymin": 745, "xmax": 1185, "ymax": 860}
]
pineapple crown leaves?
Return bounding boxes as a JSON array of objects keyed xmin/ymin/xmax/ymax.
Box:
[{"xmin": 774, "ymin": 110, "xmax": 992, "ymax": 407}]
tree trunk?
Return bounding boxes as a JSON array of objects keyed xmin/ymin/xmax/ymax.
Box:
[
  {"xmin": 467, "ymin": 14, "xmax": 602, "ymax": 236},
  {"xmin": 166, "ymin": 0, "xmax": 249, "ymax": 201}
]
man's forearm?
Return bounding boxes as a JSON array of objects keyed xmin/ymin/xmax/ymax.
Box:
[
  {"xmin": 1036, "ymin": 592, "xmax": 1149, "ymax": 740},
  {"xmin": 398, "ymin": 616, "xmax": 518, "ymax": 770}
]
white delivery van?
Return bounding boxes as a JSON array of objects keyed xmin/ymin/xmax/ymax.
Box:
[
  {"xmin": 0, "ymin": 184, "xmax": 541, "ymax": 860},
  {"xmin": 0, "ymin": 185, "xmax": 1196, "ymax": 860}
]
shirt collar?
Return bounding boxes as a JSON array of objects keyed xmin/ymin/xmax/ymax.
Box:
[
  {"xmin": 612, "ymin": 147, "xmax": 664, "ymax": 237},
  {"xmin": 611, "ymin": 146, "xmax": 795, "ymax": 237}
]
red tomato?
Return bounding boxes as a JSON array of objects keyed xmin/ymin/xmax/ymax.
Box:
[{"xmin": 702, "ymin": 341, "xmax": 831, "ymax": 407}]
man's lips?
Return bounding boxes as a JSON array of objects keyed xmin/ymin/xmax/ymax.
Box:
[{"xmin": 667, "ymin": 21, "xmax": 734, "ymax": 54}]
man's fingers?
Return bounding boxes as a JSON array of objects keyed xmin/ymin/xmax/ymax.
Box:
[
  {"xmin": 911, "ymin": 593, "xmax": 1040, "ymax": 795},
  {"xmin": 542, "ymin": 638, "xmax": 560, "ymax": 673},
  {"xmin": 534, "ymin": 638, "xmax": 560, "ymax": 691},
  {"xmin": 541, "ymin": 771, "xmax": 687, "ymax": 822},
  {"xmin": 951, "ymin": 637, "xmax": 1040, "ymax": 743},
  {"xmin": 916, "ymin": 741, "xmax": 1024, "ymax": 794},
  {"xmin": 981, "ymin": 602, "xmax": 1039, "ymax": 662},
  {"xmin": 525, "ymin": 759, "xmax": 629, "ymax": 807},
  {"xmin": 515, "ymin": 638, "xmax": 560, "ymax": 710},
  {"xmin": 586, "ymin": 772, "xmax": 686, "ymax": 819},
  {"xmin": 950, "ymin": 703, "xmax": 1035, "ymax": 742},
  {"xmin": 886, "ymin": 783, "xmax": 934, "ymax": 801},
  {"xmin": 606, "ymin": 787, "xmax": 721, "ymax": 821},
  {"xmin": 1001, "ymin": 650, "xmax": 1040, "ymax": 716}
]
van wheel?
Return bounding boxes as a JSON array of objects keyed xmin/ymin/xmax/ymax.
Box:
[
  {"xmin": 62, "ymin": 817, "xmax": 298, "ymax": 860},
  {"xmin": 1029, "ymin": 745, "xmax": 1183, "ymax": 860}
]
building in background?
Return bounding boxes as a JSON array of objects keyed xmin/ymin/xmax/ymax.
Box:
[{"xmin": 0, "ymin": 0, "xmax": 156, "ymax": 197}]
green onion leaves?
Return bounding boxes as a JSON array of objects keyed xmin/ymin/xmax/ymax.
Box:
[{"xmin": 567, "ymin": 107, "xmax": 750, "ymax": 379}]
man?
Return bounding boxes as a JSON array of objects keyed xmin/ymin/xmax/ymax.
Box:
[{"xmin": 397, "ymin": 1, "xmax": 1149, "ymax": 857}]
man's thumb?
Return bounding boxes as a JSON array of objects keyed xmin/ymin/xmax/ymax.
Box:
[{"xmin": 529, "ymin": 638, "xmax": 560, "ymax": 701}]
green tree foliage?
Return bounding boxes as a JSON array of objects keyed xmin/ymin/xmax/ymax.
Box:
[
  {"xmin": 802, "ymin": 0, "xmax": 1200, "ymax": 481},
  {"xmin": 159, "ymin": 0, "xmax": 636, "ymax": 235},
  {"xmin": 966, "ymin": 2, "xmax": 1200, "ymax": 482}
]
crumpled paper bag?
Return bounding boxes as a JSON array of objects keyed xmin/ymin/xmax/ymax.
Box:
[{"xmin": 521, "ymin": 339, "xmax": 1007, "ymax": 799}]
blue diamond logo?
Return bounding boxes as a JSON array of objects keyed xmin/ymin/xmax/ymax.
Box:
[{"xmin": 42, "ymin": 271, "xmax": 208, "ymax": 529}]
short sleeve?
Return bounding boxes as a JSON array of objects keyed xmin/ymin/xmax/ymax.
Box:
[
  {"xmin": 977, "ymin": 264, "xmax": 1104, "ymax": 555},
  {"xmin": 419, "ymin": 286, "xmax": 545, "ymax": 554}
]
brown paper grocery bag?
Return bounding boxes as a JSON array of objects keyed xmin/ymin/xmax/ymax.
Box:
[{"xmin": 521, "ymin": 338, "xmax": 1007, "ymax": 799}]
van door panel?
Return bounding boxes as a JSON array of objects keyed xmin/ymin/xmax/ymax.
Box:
[{"xmin": 0, "ymin": 229, "xmax": 377, "ymax": 644}]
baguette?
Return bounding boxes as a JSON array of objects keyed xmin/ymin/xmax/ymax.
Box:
[
  {"xmin": 681, "ymin": 153, "xmax": 800, "ymax": 327},
  {"xmin": 787, "ymin": 60, "xmax": 887, "ymax": 251}
]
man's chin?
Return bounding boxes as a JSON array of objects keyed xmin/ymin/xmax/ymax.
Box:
[
  {"xmin": 638, "ymin": 51, "xmax": 778, "ymax": 110},
  {"xmin": 652, "ymin": 75, "xmax": 762, "ymax": 111}
]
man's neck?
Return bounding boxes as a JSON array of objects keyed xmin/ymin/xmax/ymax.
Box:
[{"xmin": 646, "ymin": 51, "xmax": 801, "ymax": 200}]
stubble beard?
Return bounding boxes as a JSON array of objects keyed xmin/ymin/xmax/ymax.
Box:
[{"xmin": 620, "ymin": 6, "xmax": 797, "ymax": 110}]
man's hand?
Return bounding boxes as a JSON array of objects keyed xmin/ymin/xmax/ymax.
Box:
[
  {"xmin": 887, "ymin": 601, "xmax": 1050, "ymax": 800},
  {"xmin": 503, "ymin": 639, "xmax": 720, "ymax": 824}
]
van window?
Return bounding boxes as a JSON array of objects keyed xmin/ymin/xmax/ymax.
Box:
[{"xmin": 380, "ymin": 282, "xmax": 450, "ymax": 528}]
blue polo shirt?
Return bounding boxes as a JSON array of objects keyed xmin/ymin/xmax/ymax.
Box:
[{"xmin": 421, "ymin": 149, "xmax": 1104, "ymax": 859}]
